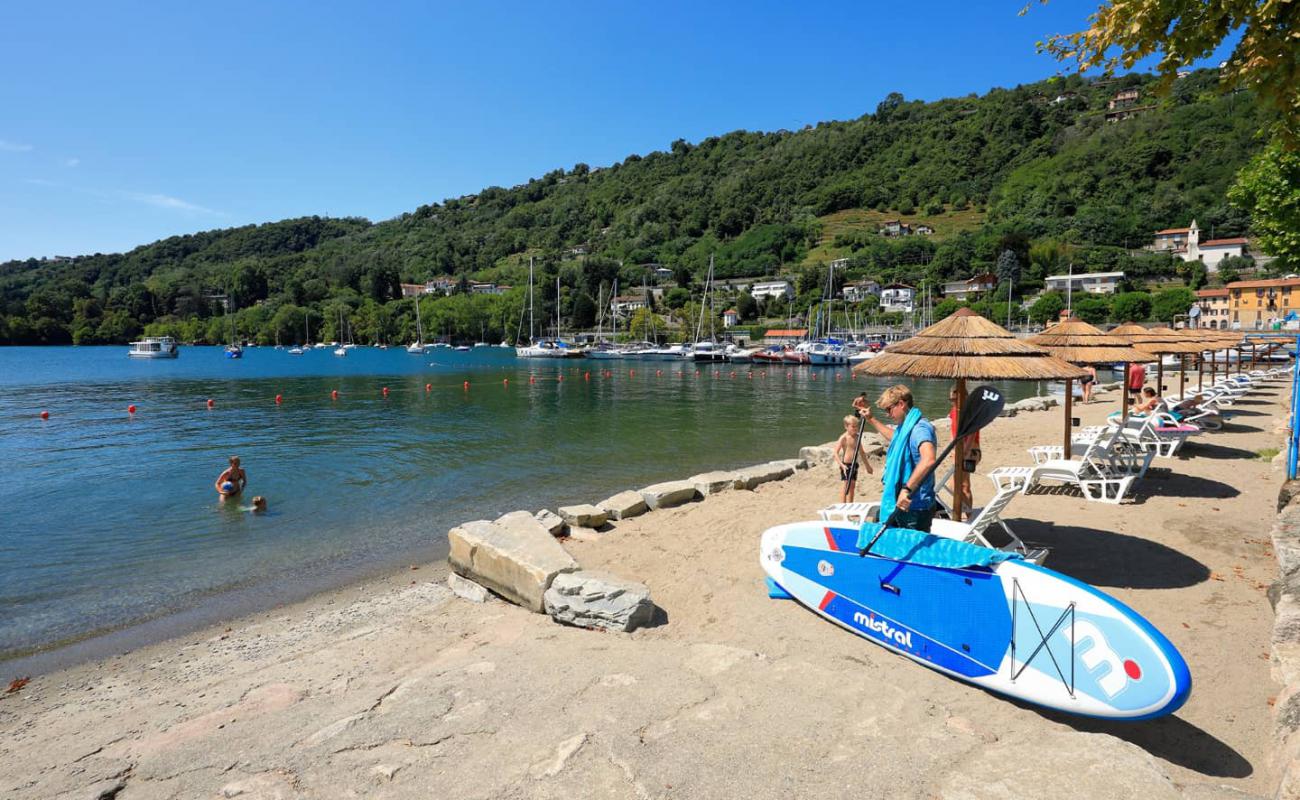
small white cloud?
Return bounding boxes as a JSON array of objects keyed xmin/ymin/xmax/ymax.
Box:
[
  {"xmin": 0, "ymin": 139, "xmax": 34, "ymax": 152},
  {"xmin": 121, "ymin": 191, "xmax": 221, "ymax": 215},
  {"xmin": 64, "ymin": 157, "xmax": 80, "ymax": 168}
]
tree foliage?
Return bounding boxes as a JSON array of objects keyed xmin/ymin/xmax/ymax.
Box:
[{"xmin": 1229, "ymin": 139, "xmax": 1300, "ymax": 270}]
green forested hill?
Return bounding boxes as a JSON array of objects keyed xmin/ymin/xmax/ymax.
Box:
[{"xmin": 0, "ymin": 69, "xmax": 1271, "ymax": 345}]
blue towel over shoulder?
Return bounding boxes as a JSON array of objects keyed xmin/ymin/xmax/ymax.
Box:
[{"xmin": 855, "ymin": 524, "xmax": 1023, "ymax": 568}]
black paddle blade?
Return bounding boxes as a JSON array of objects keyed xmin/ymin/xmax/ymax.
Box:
[{"xmin": 956, "ymin": 384, "xmax": 1004, "ymax": 438}]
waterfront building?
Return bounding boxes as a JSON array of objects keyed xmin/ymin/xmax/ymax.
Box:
[
  {"xmin": 764, "ymin": 328, "xmax": 808, "ymax": 344},
  {"xmin": 1044, "ymin": 271, "xmax": 1124, "ymax": 295},
  {"xmin": 1152, "ymin": 220, "xmax": 1249, "ymax": 271},
  {"xmin": 842, "ymin": 280, "xmax": 881, "ymax": 303},
  {"xmin": 1227, "ymin": 277, "xmax": 1300, "ymax": 330},
  {"xmin": 1195, "ymin": 288, "xmax": 1230, "ymax": 330},
  {"xmin": 610, "ymin": 295, "xmax": 647, "ymax": 317}
]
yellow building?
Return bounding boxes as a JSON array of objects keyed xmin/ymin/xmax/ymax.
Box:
[{"xmin": 1227, "ymin": 278, "xmax": 1300, "ymax": 330}]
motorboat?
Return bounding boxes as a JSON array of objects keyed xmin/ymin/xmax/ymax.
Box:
[
  {"xmin": 691, "ymin": 341, "xmax": 728, "ymax": 363},
  {"xmin": 783, "ymin": 344, "xmax": 811, "ymax": 365},
  {"xmin": 728, "ymin": 347, "xmax": 758, "ymax": 363},
  {"xmin": 516, "ymin": 339, "xmax": 570, "ymax": 358},
  {"xmin": 128, "ymin": 337, "xmax": 179, "ymax": 359},
  {"xmin": 287, "ymin": 346, "xmax": 305, "ymax": 355},
  {"xmin": 406, "ymin": 342, "xmax": 426, "ymax": 354},
  {"xmin": 641, "ymin": 343, "xmax": 690, "ymax": 361},
  {"xmin": 333, "ymin": 346, "xmax": 348, "ymax": 357},
  {"xmin": 225, "ymin": 344, "xmax": 243, "ymax": 359},
  {"xmin": 454, "ymin": 345, "xmax": 471, "ymax": 352},
  {"xmin": 807, "ymin": 339, "xmax": 849, "ymax": 366},
  {"xmin": 752, "ymin": 345, "xmax": 787, "ymax": 364},
  {"xmin": 585, "ymin": 342, "xmax": 626, "ymax": 360},
  {"xmin": 474, "ymin": 342, "xmax": 490, "ymax": 348}
]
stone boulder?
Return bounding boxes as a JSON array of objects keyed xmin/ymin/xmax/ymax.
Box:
[
  {"xmin": 447, "ymin": 572, "xmax": 492, "ymax": 603},
  {"xmin": 639, "ymin": 480, "xmax": 700, "ymax": 510},
  {"xmin": 769, "ymin": 457, "xmax": 808, "ymax": 472},
  {"xmin": 544, "ymin": 571, "xmax": 655, "ymax": 632},
  {"xmin": 688, "ymin": 471, "xmax": 738, "ymax": 496},
  {"xmin": 447, "ymin": 519, "xmax": 578, "ymax": 613},
  {"xmin": 596, "ymin": 490, "xmax": 648, "ymax": 520},
  {"xmin": 799, "ymin": 444, "xmax": 836, "ymax": 465},
  {"xmin": 534, "ymin": 509, "xmax": 566, "ymax": 537},
  {"xmin": 733, "ymin": 461, "xmax": 795, "ymax": 490},
  {"xmin": 495, "ymin": 509, "xmax": 553, "ymax": 539},
  {"xmin": 557, "ymin": 504, "xmax": 608, "ymax": 528}
]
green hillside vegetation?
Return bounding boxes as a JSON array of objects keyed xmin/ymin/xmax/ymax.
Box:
[{"xmin": 0, "ymin": 68, "xmax": 1275, "ymax": 346}]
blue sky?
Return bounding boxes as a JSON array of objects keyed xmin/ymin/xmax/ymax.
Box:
[{"xmin": 0, "ymin": 1, "xmax": 1241, "ymax": 262}]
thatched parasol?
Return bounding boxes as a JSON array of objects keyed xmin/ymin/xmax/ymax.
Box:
[
  {"xmin": 1028, "ymin": 318, "xmax": 1157, "ymax": 433},
  {"xmin": 1130, "ymin": 326, "xmax": 1208, "ymax": 399},
  {"xmin": 855, "ymin": 308, "xmax": 1087, "ymax": 520}
]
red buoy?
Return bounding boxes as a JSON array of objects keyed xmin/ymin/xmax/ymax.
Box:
[
  {"xmin": 463, "ymin": 381, "xmax": 470, "ymax": 390},
  {"xmin": 425, "ymin": 383, "xmax": 432, "ymax": 392},
  {"xmin": 274, "ymin": 395, "xmax": 282, "ymax": 405},
  {"xmin": 382, "ymin": 387, "xmax": 389, "ymax": 397},
  {"xmin": 557, "ymin": 375, "xmax": 563, "ymax": 382},
  {"xmin": 629, "ymin": 369, "xmax": 635, "ymax": 377},
  {"xmin": 656, "ymin": 370, "xmax": 662, "ymax": 377},
  {"xmin": 331, "ymin": 390, "xmax": 339, "ymax": 400},
  {"xmin": 40, "ymin": 410, "xmax": 49, "ymax": 420},
  {"xmin": 503, "ymin": 378, "xmax": 509, "ymax": 386},
  {"xmin": 127, "ymin": 404, "xmax": 137, "ymax": 414},
  {"xmin": 584, "ymin": 372, "xmax": 590, "ymax": 381},
  {"xmin": 206, "ymin": 398, "xmax": 215, "ymax": 408},
  {"xmin": 530, "ymin": 376, "xmax": 536, "ymax": 384}
]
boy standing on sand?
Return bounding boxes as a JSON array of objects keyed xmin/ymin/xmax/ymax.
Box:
[{"xmin": 833, "ymin": 414, "xmax": 874, "ymax": 503}]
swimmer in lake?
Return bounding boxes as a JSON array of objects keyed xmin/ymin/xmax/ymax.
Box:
[{"xmin": 215, "ymin": 456, "xmax": 247, "ymax": 498}]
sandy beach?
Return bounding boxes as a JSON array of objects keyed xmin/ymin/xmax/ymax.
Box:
[{"xmin": 0, "ymin": 378, "xmax": 1288, "ymax": 799}]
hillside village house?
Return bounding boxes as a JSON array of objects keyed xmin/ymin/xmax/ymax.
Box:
[
  {"xmin": 1044, "ymin": 271, "xmax": 1124, "ymax": 295},
  {"xmin": 1195, "ymin": 288, "xmax": 1230, "ymax": 329},
  {"xmin": 1152, "ymin": 220, "xmax": 1248, "ymax": 271},
  {"xmin": 880, "ymin": 220, "xmax": 911, "ymax": 237},
  {"xmin": 722, "ymin": 309, "xmax": 739, "ymax": 328},
  {"xmin": 842, "ymin": 280, "xmax": 882, "ymax": 303},
  {"xmin": 610, "ymin": 295, "xmax": 647, "ymax": 317},
  {"xmin": 470, "ymin": 282, "xmax": 508, "ymax": 295},
  {"xmin": 1227, "ymin": 277, "xmax": 1300, "ymax": 330},
  {"xmin": 400, "ymin": 277, "xmax": 458, "ymax": 297},
  {"xmin": 751, "ymin": 280, "xmax": 794, "ymax": 301},
  {"xmin": 941, "ymin": 273, "xmax": 997, "ymax": 301},
  {"xmin": 880, "ymin": 283, "xmax": 915, "ymax": 314}
]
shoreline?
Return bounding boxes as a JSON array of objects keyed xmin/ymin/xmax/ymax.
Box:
[{"xmin": 1, "ymin": 379, "xmax": 1288, "ymax": 798}]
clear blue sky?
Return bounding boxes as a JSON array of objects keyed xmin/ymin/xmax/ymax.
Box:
[{"xmin": 0, "ymin": 1, "xmax": 1240, "ymax": 262}]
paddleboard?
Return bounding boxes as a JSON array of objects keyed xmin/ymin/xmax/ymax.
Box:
[{"xmin": 760, "ymin": 521, "xmax": 1191, "ymax": 720}]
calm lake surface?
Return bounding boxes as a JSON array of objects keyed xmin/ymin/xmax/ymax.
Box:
[{"xmin": 0, "ymin": 345, "xmax": 1043, "ymax": 670}]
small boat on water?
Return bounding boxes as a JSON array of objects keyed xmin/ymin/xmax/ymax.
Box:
[
  {"xmin": 728, "ymin": 347, "xmax": 759, "ymax": 363},
  {"xmin": 806, "ymin": 339, "xmax": 849, "ymax": 366},
  {"xmin": 454, "ymin": 345, "xmax": 471, "ymax": 352},
  {"xmin": 516, "ymin": 339, "xmax": 570, "ymax": 358},
  {"xmin": 287, "ymin": 346, "xmax": 305, "ymax": 355},
  {"xmin": 225, "ymin": 344, "xmax": 243, "ymax": 359},
  {"xmin": 691, "ymin": 340, "xmax": 728, "ymax": 363},
  {"xmin": 128, "ymin": 336, "xmax": 179, "ymax": 359}
]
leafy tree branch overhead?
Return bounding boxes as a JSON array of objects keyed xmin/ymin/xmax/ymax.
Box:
[{"xmin": 1029, "ymin": 0, "xmax": 1299, "ymax": 141}]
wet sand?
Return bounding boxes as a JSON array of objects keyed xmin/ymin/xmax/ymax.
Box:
[{"xmin": 0, "ymin": 379, "xmax": 1287, "ymax": 799}]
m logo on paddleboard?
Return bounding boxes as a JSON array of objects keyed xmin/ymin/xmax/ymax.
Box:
[
  {"xmin": 853, "ymin": 611, "xmax": 913, "ymax": 649},
  {"xmin": 1075, "ymin": 620, "xmax": 1140, "ymax": 698}
]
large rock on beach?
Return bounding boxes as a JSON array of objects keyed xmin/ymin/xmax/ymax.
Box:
[
  {"xmin": 447, "ymin": 519, "xmax": 578, "ymax": 613},
  {"xmin": 596, "ymin": 490, "xmax": 648, "ymax": 520},
  {"xmin": 495, "ymin": 509, "xmax": 553, "ymax": 539},
  {"xmin": 800, "ymin": 444, "xmax": 836, "ymax": 465},
  {"xmin": 534, "ymin": 509, "xmax": 566, "ymax": 537},
  {"xmin": 557, "ymin": 504, "xmax": 607, "ymax": 528},
  {"xmin": 543, "ymin": 570, "xmax": 655, "ymax": 632},
  {"xmin": 769, "ymin": 457, "xmax": 808, "ymax": 471},
  {"xmin": 639, "ymin": 480, "xmax": 700, "ymax": 510},
  {"xmin": 689, "ymin": 471, "xmax": 738, "ymax": 496},
  {"xmin": 447, "ymin": 572, "xmax": 492, "ymax": 603},
  {"xmin": 733, "ymin": 461, "xmax": 795, "ymax": 490}
]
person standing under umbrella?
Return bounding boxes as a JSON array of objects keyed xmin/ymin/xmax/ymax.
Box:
[{"xmin": 853, "ymin": 385, "xmax": 937, "ymax": 533}]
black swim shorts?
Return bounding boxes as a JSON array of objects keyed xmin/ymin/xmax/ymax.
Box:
[{"xmin": 839, "ymin": 461, "xmax": 860, "ymax": 482}]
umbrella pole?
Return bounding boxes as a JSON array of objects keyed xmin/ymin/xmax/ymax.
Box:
[
  {"xmin": 1179, "ymin": 354, "xmax": 1186, "ymax": 398},
  {"xmin": 1121, "ymin": 363, "xmax": 1130, "ymax": 424},
  {"xmin": 1198, "ymin": 351, "xmax": 1204, "ymax": 392},
  {"xmin": 953, "ymin": 378, "xmax": 967, "ymax": 522},
  {"xmin": 1157, "ymin": 359, "xmax": 1164, "ymax": 399},
  {"xmin": 1252, "ymin": 342, "xmax": 1258, "ymax": 371},
  {"xmin": 1064, "ymin": 378, "xmax": 1073, "ymax": 460}
]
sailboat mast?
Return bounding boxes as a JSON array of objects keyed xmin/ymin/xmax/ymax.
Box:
[{"xmin": 528, "ymin": 256, "xmax": 536, "ymax": 343}]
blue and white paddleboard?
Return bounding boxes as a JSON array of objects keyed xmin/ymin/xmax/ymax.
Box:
[{"xmin": 760, "ymin": 522, "xmax": 1192, "ymax": 720}]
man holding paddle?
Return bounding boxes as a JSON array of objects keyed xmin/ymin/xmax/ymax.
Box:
[{"xmin": 853, "ymin": 385, "xmax": 937, "ymax": 533}]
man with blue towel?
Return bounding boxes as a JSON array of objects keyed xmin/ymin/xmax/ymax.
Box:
[{"xmin": 854, "ymin": 385, "xmax": 938, "ymax": 533}]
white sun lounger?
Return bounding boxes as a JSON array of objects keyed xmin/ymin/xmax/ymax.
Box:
[{"xmin": 1024, "ymin": 435, "xmax": 1139, "ymax": 504}]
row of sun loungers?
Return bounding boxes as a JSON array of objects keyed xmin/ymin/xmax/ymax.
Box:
[{"xmin": 817, "ymin": 366, "xmax": 1290, "ymax": 567}]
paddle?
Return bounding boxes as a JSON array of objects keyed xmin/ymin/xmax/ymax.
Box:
[{"xmin": 858, "ymin": 384, "xmax": 1006, "ymax": 556}]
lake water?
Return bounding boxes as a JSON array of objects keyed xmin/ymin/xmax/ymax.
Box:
[{"xmin": 0, "ymin": 345, "xmax": 1042, "ymax": 670}]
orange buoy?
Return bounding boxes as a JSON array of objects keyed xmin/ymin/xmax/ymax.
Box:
[
  {"xmin": 274, "ymin": 395, "xmax": 282, "ymax": 405},
  {"xmin": 584, "ymin": 372, "xmax": 590, "ymax": 381},
  {"xmin": 463, "ymin": 381, "xmax": 470, "ymax": 390},
  {"xmin": 425, "ymin": 383, "xmax": 432, "ymax": 392},
  {"xmin": 40, "ymin": 410, "xmax": 49, "ymax": 420},
  {"xmin": 503, "ymin": 378, "xmax": 509, "ymax": 386},
  {"xmin": 629, "ymin": 369, "xmax": 635, "ymax": 377},
  {"xmin": 206, "ymin": 398, "xmax": 215, "ymax": 408},
  {"xmin": 530, "ymin": 376, "xmax": 536, "ymax": 384},
  {"xmin": 331, "ymin": 390, "xmax": 339, "ymax": 400},
  {"xmin": 382, "ymin": 387, "xmax": 389, "ymax": 397},
  {"xmin": 127, "ymin": 404, "xmax": 137, "ymax": 414},
  {"xmin": 656, "ymin": 370, "xmax": 662, "ymax": 377}
]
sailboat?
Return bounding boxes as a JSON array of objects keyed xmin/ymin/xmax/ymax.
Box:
[
  {"xmin": 516, "ymin": 257, "xmax": 568, "ymax": 358},
  {"xmin": 288, "ymin": 309, "xmax": 308, "ymax": 355},
  {"xmin": 407, "ymin": 295, "xmax": 427, "ymax": 353},
  {"xmin": 587, "ymin": 279, "xmax": 624, "ymax": 359},
  {"xmin": 692, "ymin": 255, "xmax": 727, "ymax": 363},
  {"xmin": 224, "ymin": 294, "xmax": 243, "ymax": 359},
  {"xmin": 333, "ymin": 309, "xmax": 348, "ymax": 357}
]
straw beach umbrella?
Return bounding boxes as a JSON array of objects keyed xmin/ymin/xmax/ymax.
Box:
[
  {"xmin": 1028, "ymin": 318, "xmax": 1156, "ymax": 439},
  {"xmin": 1129, "ymin": 326, "xmax": 1207, "ymax": 400},
  {"xmin": 853, "ymin": 308, "xmax": 1087, "ymax": 521}
]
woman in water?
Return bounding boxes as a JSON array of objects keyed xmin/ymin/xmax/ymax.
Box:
[{"xmin": 214, "ymin": 456, "xmax": 247, "ymax": 498}]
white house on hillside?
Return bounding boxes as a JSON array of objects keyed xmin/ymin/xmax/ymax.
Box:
[
  {"xmin": 1152, "ymin": 220, "xmax": 1248, "ymax": 271},
  {"xmin": 751, "ymin": 281, "xmax": 794, "ymax": 301},
  {"xmin": 880, "ymin": 283, "xmax": 915, "ymax": 313},
  {"xmin": 610, "ymin": 295, "xmax": 647, "ymax": 317},
  {"xmin": 842, "ymin": 280, "xmax": 881, "ymax": 303},
  {"xmin": 1044, "ymin": 271, "xmax": 1124, "ymax": 295}
]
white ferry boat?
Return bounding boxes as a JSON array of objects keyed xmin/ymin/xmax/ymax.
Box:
[{"xmin": 127, "ymin": 337, "xmax": 179, "ymax": 359}]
